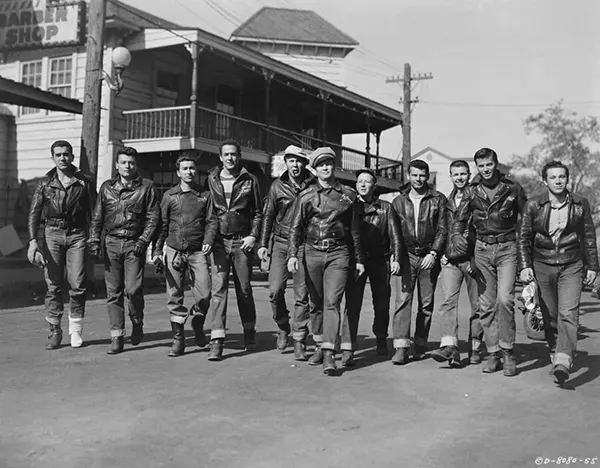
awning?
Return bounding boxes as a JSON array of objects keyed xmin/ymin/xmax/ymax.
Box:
[{"xmin": 0, "ymin": 77, "xmax": 83, "ymax": 114}]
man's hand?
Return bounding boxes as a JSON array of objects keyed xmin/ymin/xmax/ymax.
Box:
[
  {"xmin": 202, "ymin": 244, "xmax": 212, "ymax": 255},
  {"xmin": 27, "ymin": 240, "xmax": 39, "ymax": 265},
  {"xmin": 441, "ymin": 254, "xmax": 449, "ymax": 266},
  {"xmin": 241, "ymin": 236, "xmax": 256, "ymax": 253},
  {"xmin": 421, "ymin": 253, "xmax": 436, "ymax": 270},
  {"xmin": 451, "ymin": 234, "xmax": 469, "ymax": 257},
  {"xmin": 133, "ymin": 241, "xmax": 148, "ymax": 257},
  {"xmin": 520, "ymin": 268, "xmax": 534, "ymax": 284},
  {"xmin": 152, "ymin": 255, "xmax": 164, "ymax": 274},
  {"xmin": 390, "ymin": 261, "xmax": 401, "ymax": 276},
  {"xmin": 88, "ymin": 241, "xmax": 101, "ymax": 259},
  {"xmin": 257, "ymin": 247, "xmax": 268, "ymax": 262},
  {"xmin": 287, "ymin": 257, "xmax": 299, "ymax": 274},
  {"xmin": 356, "ymin": 263, "xmax": 365, "ymax": 276},
  {"xmin": 584, "ymin": 270, "xmax": 598, "ymax": 287}
]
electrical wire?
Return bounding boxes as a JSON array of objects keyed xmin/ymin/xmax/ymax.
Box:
[
  {"xmin": 418, "ymin": 100, "xmax": 600, "ymax": 108},
  {"xmin": 172, "ymin": 0, "xmax": 229, "ymax": 36}
]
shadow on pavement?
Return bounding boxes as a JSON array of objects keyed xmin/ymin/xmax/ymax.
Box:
[{"xmin": 561, "ymin": 351, "xmax": 600, "ymax": 390}]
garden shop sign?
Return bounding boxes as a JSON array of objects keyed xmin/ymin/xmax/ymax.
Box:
[{"xmin": 0, "ymin": 1, "xmax": 85, "ymax": 50}]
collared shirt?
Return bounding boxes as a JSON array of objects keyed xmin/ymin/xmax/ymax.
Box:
[{"xmin": 548, "ymin": 198, "xmax": 569, "ymax": 245}]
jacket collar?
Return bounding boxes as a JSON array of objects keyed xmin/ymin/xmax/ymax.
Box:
[
  {"xmin": 315, "ymin": 180, "xmax": 343, "ymax": 193},
  {"xmin": 46, "ymin": 165, "xmax": 87, "ymax": 188},
  {"xmin": 537, "ymin": 190, "xmax": 579, "ymax": 206},
  {"xmin": 281, "ymin": 170, "xmax": 315, "ymax": 190},
  {"xmin": 209, "ymin": 165, "xmax": 249, "ymax": 181},
  {"xmin": 109, "ymin": 174, "xmax": 143, "ymax": 190},
  {"xmin": 470, "ymin": 170, "xmax": 514, "ymax": 187},
  {"xmin": 172, "ymin": 182, "xmax": 202, "ymax": 196},
  {"xmin": 399, "ymin": 182, "xmax": 436, "ymax": 198}
]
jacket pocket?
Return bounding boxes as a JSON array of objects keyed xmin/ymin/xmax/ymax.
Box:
[{"xmin": 126, "ymin": 204, "xmax": 143, "ymax": 220}]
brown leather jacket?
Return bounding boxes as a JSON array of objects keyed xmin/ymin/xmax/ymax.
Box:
[{"xmin": 356, "ymin": 195, "xmax": 403, "ymax": 261}]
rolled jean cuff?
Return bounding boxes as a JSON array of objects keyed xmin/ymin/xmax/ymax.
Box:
[
  {"xmin": 292, "ymin": 331, "xmax": 306, "ymax": 342},
  {"xmin": 210, "ymin": 329, "xmax": 226, "ymax": 340},
  {"xmin": 440, "ymin": 336, "xmax": 458, "ymax": 347},
  {"xmin": 45, "ymin": 316, "xmax": 62, "ymax": 326},
  {"xmin": 499, "ymin": 341, "xmax": 514, "ymax": 350},
  {"xmin": 242, "ymin": 321, "xmax": 256, "ymax": 331},
  {"xmin": 321, "ymin": 341, "xmax": 335, "ymax": 351},
  {"xmin": 170, "ymin": 315, "xmax": 187, "ymax": 325},
  {"xmin": 110, "ymin": 329, "xmax": 125, "ymax": 338},
  {"xmin": 69, "ymin": 311, "xmax": 84, "ymax": 319},
  {"xmin": 393, "ymin": 338, "xmax": 411, "ymax": 349},
  {"xmin": 340, "ymin": 342, "xmax": 354, "ymax": 351},
  {"xmin": 312, "ymin": 334, "xmax": 323, "ymax": 344},
  {"xmin": 554, "ymin": 352, "xmax": 572, "ymax": 368},
  {"xmin": 487, "ymin": 344, "xmax": 500, "ymax": 353}
]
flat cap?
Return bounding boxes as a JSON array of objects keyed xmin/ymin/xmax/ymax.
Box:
[
  {"xmin": 310, "ymin": 147, "xmax": 336, "ymax": 168},
  {"xmin": 283, "ymin": 145, "xmax": 309, "ymax": 161},
  {"xmin": 355, "ymin": 168, "xmax": 377, "ymax": 182}
]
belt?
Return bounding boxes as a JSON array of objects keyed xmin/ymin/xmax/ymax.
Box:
[
  {"xmin": 45, "ymin": 218, "xmax": 82, "ymax": 229},
  {"xmin": 407, "ymin": 245, "xmax": 432, "ymax": 256},
  {"xmin": 220, "ymin": 234, "xmax": 245, "ymax": 241},
  {"xmin": 477, "ymin": 232, "xmax": 516, "ymax": 244},
  {"xmin": 312, "ymin": 238, "xmax": 346, "ymax": 250}
]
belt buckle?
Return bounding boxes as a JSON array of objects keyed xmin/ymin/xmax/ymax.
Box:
[{"xmin": 322, "ymin": 239, "xmax": 332, "ymax": 249}]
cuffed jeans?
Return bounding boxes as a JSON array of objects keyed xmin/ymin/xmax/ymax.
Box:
[
  {"xmin": 534, "ymin": 259, "xmax": 583, "ymax": 368},
  {"xmin": 304, "ymin": 245, "xmax": 350, "ymax": 351},
  {"xmin": 474, "ymin": 240, "xmax": 517, "ymax": 353},
  {"xmin": 208, "ymin": 238, "xmax": 257, "ymax": 340},
  {"xmin": 341, "ymin": 257, "xmax": 391, "ymax": 350},
  {"xmin": 165, "ymin": 245, "xmax": 211, "ymax": 324},
  {"xmin": 268, "ymin": 237, "xmax": 311, "ymax": 342},
  {"xmin": 43, "ymin": 226, "xmax": 87, "ymax": 325},
  {"xmin": 104, "ymin": 237, "xmax": 146, "ymax": 337},
  {"xmin": 438, "ymin": 260, "xmax": 483, "ymax": 347},
  {"xmin": 393, "ymin": 252, "xmax": 441, "ymax": 349}
]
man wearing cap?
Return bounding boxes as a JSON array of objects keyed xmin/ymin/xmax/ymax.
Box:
[
  {"xmin": 258, "ymin": 145, "xmax": 315, "ymax": 359},
  {"xmin": 340, "ymin": 168, "xmax": 403, "ymax": 365},
  {"xmin": 288, "ymin": 147, "xmax": 365, "ymax": 375}
]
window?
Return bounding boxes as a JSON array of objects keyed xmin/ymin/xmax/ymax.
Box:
[
  {"xmin": 48, "ymin": 57, "xmax": 73, "ymax": 98},
  {"xmin": 21, "ymin": 60, "xmax": 43, "ymax": 115}
]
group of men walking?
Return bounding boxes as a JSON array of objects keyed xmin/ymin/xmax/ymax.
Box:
[{"xmin": 28, "ymin": 139, "xmax": 598, "ymax": 384}]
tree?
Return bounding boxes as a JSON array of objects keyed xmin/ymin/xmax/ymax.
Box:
[{"xmin": 511, "ymin": 101, "xmax": 600, "ymax": 221}]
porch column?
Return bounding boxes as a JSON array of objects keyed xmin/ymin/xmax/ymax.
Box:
[
  {"xmin": 365, "ymin": 111, "xmax": 373, "ymax": 169},
  {"xmin": 185, "ymin": 43, "xmax": 204, "ymax": 140},
  {"xmin": 262, "ymin": 68, "xmax": 274, "ymax": 153},
  {"xmin": 319, "ymin": 90, "xmax": 330, "ymax": 145},
  {"xmin": 375, "ymin": 131, "xmax": 381, "ymax": 170}
]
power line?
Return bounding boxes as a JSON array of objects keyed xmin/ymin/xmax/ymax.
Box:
[
  {"xmin": 172, "ymin": 0, "xmax": 229, "ymax": 36},
  {"xmin": 418, "ymin": 100, "xmax": 600, "ymax": 108}
]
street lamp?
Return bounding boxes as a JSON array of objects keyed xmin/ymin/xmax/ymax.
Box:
[{"xmin": 102, "ymin": 46, "xmax": 131, "ymax": 95}]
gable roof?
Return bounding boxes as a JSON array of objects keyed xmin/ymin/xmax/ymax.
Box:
[
  {"xmin": 230, "ymin": 7, "xmax": 359, "ymax": 46},
  {"xmin": 412, "ymin": 147, "xmax": 458, "ymax": 161}
]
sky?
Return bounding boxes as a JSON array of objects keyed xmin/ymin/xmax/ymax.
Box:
[{"xmin": 123, "ymin": 0, "xmax": 600, "ymax": 164}]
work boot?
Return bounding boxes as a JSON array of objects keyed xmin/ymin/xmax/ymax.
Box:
[
  {"xmin": 276, "ymin": 328, "xmax": 289, "ymax": 352},
  {"xmin": 207, "ymin": 339, "xmax": 224, "ymax": 361},
  {"xmin": 130, "ymin": 322, "xmax": 144, "ymax": 346},
  {"xmin": 482, "ymin": 351, "xmax": 502, "ymax": 373},
  {"xmin": 391, "ymin": 348, "xmax": 409, "ymax": 365},
  {"xmin": 341, "ymin": 350, "xmax": 355, "ymax": 367},
  {"xmin": 469, "ymin": 339, "xmax": 482, "ymax": 365},
  {"xmin": 502, "ymin": 348, "xmax": 517, "ymax": 377},
  {"xmin": 322, "ymin": 349, "xmax": 336, "ymax": 375},
  {"xmin": 168, "ymin": 322, "xmax": 186, "ymax": 357},
  {"xmin": 431, "ymin": 346, "xmax": 461, "ymax": 367},
  {"xmin": 68, "ymin": 317, "xmax": 83, "ymax": 348},
  {"xmin": 191, "ymin": 313, "xmax": 206, "ymax": 348},
  {"xmin": 413, "ymin": 344, "xmax": 428, "ymax": 361},
  {"xmin": 376, "ymin": 338, "xmax": 388, "ymax": 356},
  {"xmin": 46, "ymin": 324, "xmax": 63, "ymax": 350},
  {"xmin": 551, "ymin": 364, "xmax": 569, "ymax": 384},
  {"xmin": 308, "ymin": 344, "xmax": 323, "ymax": 366},
  {"xmin": 106, "ymin": 336, "xmax": 124, "ymax": 355},
  {"xmin": 293, "ymin": 341, "xmax": 308, "ymax": 361},
  {"xmin": 244, "ymin": 329, "xmax": 257, "ymax": 351}
]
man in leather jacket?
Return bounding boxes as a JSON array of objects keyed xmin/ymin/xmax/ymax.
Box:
[
  {"xmin": 88, "ymin": 146, "xmax": 159, "ymax": 355},
  {"xmin": 204, "ymin": 140, "xmax": 263, "ymax": 361},
  {"xmin": 391, "ymin": 159, "xmax": 447, "ymax": 365},
  {"xmin": 518, "ymin": 160, "xmax": 598, "ymax": 384},
  {"xmin": 257, "ymin": 145, "xmax": 314, "ymax": 360},
  {"xmin": 450, "ymin": 147, "xmax": 527, "ymax": 376},
  {"xmin": 340, "ymin": 168, "xmax": 403, "ymax": 365},
  {"xmin": 27, "ymin": 140, "xmax": 96, "ymax": 350},
  {"xmin": 151, "ymin": 153, "xmax": 218, "ymax": 357},
  {"xmin": 288, "ymin": 147, "xmax": 365, "ymax": 375}
]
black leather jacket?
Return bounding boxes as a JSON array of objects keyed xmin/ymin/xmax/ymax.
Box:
[
  {"xmin": 288, "ymin": 181, "xmax": 364, "ymax": 263},
  {"xmin": 89, "ymin": 175, "xmax": 159, "ymax": 245},
  {"xmin": 259, "ymin": 171, "xmax": 314, "ymax": 248},
  {"xmin": 392, "ymin": 183, "xmax": 448, "ymax": 256},
  {"xmin": 153, "ymin": 183, "xmax": 218, "ymax": 255},
  {"xmin": 518, "ymin": 191, "xmax": 599, "ymax": 271},
  {"xmin": 445, "ymin": 189, "xmax": 476, "ymax": 262},
  {"xmin": 28, "ymin": 166, "xmax": 96, "ymax": 241},
  {"xmin": 356, "ymin": 195, "xmax": 403, "ymax": 261},
  {"xmin": 206, "ymin": 166, "xmax": 263, "ymax": 240}
]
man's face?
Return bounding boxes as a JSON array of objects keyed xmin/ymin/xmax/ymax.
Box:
[
  {"xmin": 476, "ymin": 156, "xmax": 497, "ymax": 181},
  {"xmin": 51, "ymin": 146, "xmax": 74, "ymax": 171},
  {"xmin": 544, "ymin": 167, "xmax": 568, "ymax": 195},
  {"xmin": 115, "ymin": 154, "xmax": 137, "ymax": 179},
  {"xmin": 356, "ymin": 172, "xmax": 376, "ymax": 197},
  {"xmin": 177, "ymin": 160, "xmax": 196, "ymax": 184},
  {"xmin": 450, "ymin": 165, "xmax": 470, "ymax": 189},
  {"xmin": 315, "ymin": 159, "xmax": 334, "ymax": 181},
  {"xmin": 409, "ymin": 167, "xmax": 428, "ymax": 191},
  {"xmin": 220, "ymin": 144, "xmax": 241, "ymax": 171},
  {"xmin": 285, "ymin": 156, "xmax": 306, "ymax": 178}
]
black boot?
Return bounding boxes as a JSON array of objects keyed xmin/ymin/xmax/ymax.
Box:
[
  {"xmin": 376, "ymin": 338, "xmax": 388, "ymax": 356},
  {"xmin": 431, "ymin": 346, "xmax": 461, "ymax": 367},
  {"xmin": 107, "ymin": 336, "xmax": 124, "ymax": 355},
  {"xmin": 341, "ymin": 350, "xmax": 355, "ymax": 367},
  {"xmin": 208, "ymin": 339, "xmax": 224, "ymax": 361},
  {"xmin": 191, "ymin": 313, "xmax": 206, "ymax": 348},
  {"xmin": 130, "ymin": 322, "xmax": 144, "ymax": 346},
  {"xmin": 46, "ymin": 324, "xmax": 63, "ymax": 350},
  {"xmin": 308, "ymin": 343, "xmax": 323, "ymax": 366},
  {"xmin": 244, "ymin": 329, "xmax": 257, "ymax": 351},
  {"xmin": 482, "ymin": 351, "xmax": 502, "ymax": 373},
  {"xmin": 322, "ymin": 349, "xmax": 336, "ymax": 375},
  {"xmin": 276, "ymin": 327, "xmax": 290, "ymax": 352},
  {"xmin": 502, "ymin": 348, "xmax": 517, "ymax": 377},
  {"xmin": 168, "ymin": 322, "xmax": 186, "ymax": 357},
  {"xmin": 551, "ymin": 364, "xmax": 569, "ymax": 384},
  {"xmin": 293, "ymin": 341, "xmax": 308, "ymax": 361}
]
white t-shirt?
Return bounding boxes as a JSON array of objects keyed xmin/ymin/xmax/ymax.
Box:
[{"xmin": 409, "ymin": 189, "xmax": 425, "ymax": 237}]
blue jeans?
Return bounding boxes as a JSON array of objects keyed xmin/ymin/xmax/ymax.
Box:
[
  {"xmin": 304, "ymin": 245, "xmax": 350, "ymax": 351},
  {"xmin": 341, "ymin": 257, "xmax": 391, "ymax": 350},
  {"xmin": 393, "ymin": 252, "xmax": 441, "ymax": 349},
  {"xmin": 268, "ymin": 237, "xmax": 311, "ymax": 341},
  {"xmin": 165, "ymin": 245, "xmax": 211, "ymax": 324},
  {"xmin": 104, "ymin": 237, "xmax": 146, "ymax": 337},
  {"xmin": 474, "ymin": 240, "xmax": 517, "ymax": 353},
  {"xmin": 207, "ymin": 238, "xmax": 256, "ymax": 340},
  {"xmin": 534, "ymin": 260, "xmax": 583, "ymax": 368},
  {"xmin": 437, "ymin": 260, "xmax": 483, "ymax": 347},
  {"xmin": 43, "ymin": 226, "xmax": 87, "ymax": 325}
]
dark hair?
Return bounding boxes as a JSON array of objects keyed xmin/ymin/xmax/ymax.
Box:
[
  {"xmin": 408, "ymin": 159, "xmax": 430, "ymax": 176},
  {"xmin": 219, "ymin": 139, "xmax": 241, "ymax": 156},
  {"xmin": 50, "ymin": 140, "xmax": 73, "ymax": 155},
  {"xmin": 116, "ymin": 146, "xmax": 139, "ymax": 161},
  {"xmin": 176, "ymin": 152, "xmax": 197, "ymax": 170},
  {"xmin": 542, "ymin": 160, "xmax": 570, "ymax": 181},
  {"xmin": 449, "ymin": 160, "xmax": 470, "ymax": 172},
  {"xmin": 473, "ymin": 147, "xmax": 499, "ymax": 164}
]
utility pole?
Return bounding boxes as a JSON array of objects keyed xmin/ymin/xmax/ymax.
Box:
[
  {"xmin": 80, "ymin": 0, "xmax": 107, "ymax": 181},
  {"xmin": 386, "ymin": 64, "xmax": 433, "ymax": 182}
]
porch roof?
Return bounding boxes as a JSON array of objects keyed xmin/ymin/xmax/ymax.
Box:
[{"xmin": 0, "ymin": 77, "xmax": 83, "ymax": 114}]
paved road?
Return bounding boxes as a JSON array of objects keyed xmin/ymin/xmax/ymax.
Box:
[{"xmin": 1, "ymin": 280, "xmax": 600, "ymax": 468}]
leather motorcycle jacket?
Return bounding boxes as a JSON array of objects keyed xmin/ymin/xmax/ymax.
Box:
[{"xmin": 356, "ymin": 195, "xmax": 403, "ymax": 261}]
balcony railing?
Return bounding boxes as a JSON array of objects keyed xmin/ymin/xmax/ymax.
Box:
[{"xmin": 122, "ymin": 105, "xmax": 402, "ymax": 181}]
